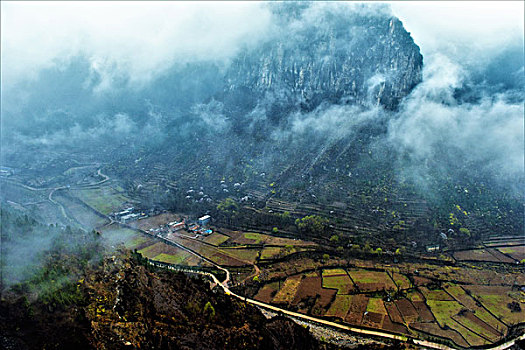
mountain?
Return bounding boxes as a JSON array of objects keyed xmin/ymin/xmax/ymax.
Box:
[
  {"xmin": 1, "ymin": 3, "xmax": 522, "ymax": 250},
  {"xmin": 223, "ymin": 6, "xmax": 422, "ymax": 115}
]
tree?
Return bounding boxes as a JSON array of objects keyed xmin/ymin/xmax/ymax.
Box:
[
  {"xmin": 203, "ymin": 301, "xmax": 216, "ymax": 320},
  {"xmin": 217, "ymin": 197, "xmax": 239, "ymax": 213},
  {"xmin": 322, "ymin": 254, "xmax": 330, "ymax": 262},
  {"xmin": 459, "ymin": 227, "xmax": 471, "ymax": 237},
  {"xmin": 375, "ymin": 247, "xmax": 383, "ymax": 255},
  {"xmin": 330, "ymin": 234, "xmax": 339, "ymax": 243},
  {"xmin": 295, "ymin": 215, "xmax": 328, "ymax": 236}
]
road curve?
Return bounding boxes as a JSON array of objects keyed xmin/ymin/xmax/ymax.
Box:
[{"xmin": 148, "ymin": 255, "xmax": 524, "ymax": 350}]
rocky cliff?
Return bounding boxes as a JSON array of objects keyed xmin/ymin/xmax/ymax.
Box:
[{"xmin": 223, "ymin": 3, "xmax": 422, "ymax": 117}]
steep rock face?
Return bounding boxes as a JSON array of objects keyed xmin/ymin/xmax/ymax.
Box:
[{"xmin": 224, "ymin": 4, "xmax": 422, "ymax": 115}]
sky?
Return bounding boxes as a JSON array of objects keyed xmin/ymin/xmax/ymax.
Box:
[{"xmin": 2, "ymin": 1, "xmax": 523, "ymax": 88}]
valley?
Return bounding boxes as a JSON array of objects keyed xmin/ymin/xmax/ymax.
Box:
[
  {"xmin": 1, "ymin": 3, "xmax": 523, "ymax": 349},
  {"xmin": 2, "ymin": 162, "xmax": 523, "ymax": 349}
]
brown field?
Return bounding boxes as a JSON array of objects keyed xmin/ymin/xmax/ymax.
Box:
[
  {"xmin": 413, "ymin": 275, "xmax": 433, "ymax": 286},
  {"xmin": 381, "ymin": 315, "xmax": 407, "ymax": 334},
  {"xmin": 363, "ymin": 311, "xmax": 384, "ymax": 327},
  {"xmin": 486, "ymin": 248, "xmax": 517, "ymax": 263},
  {"xmin": 453, "ymin": 248, "xmax": 514, "ymax": 263},
  {"xmin": 134, "ymin": 213, "xmax": 181, "ymax": 230},
  {"xmin": 345, "ymin": 294, "xmax": 369, "ymax": 324},
  {"xmin": 347, "ymin": 269, "xmax": 397, "ymax": 292},
  {"xmin": 411, "ymin": 322, "xmax": 469, "ymax": 348},
  {"xmin": 484, "ymin": 239, "xmax": 524, "ymax": 247},
  {"xmin": 384, "ymin": 301, "xmax": 404, "ymax": 324},
  {"xmin": 293, "ymin": 273, "xmax": 337, "ymax": 314},
  {"xmin": 497, "ymin": 245, "xmax": 525, "ymax": 261},
  {"xmin": 254, "ymin": 281, "xmax": 280, "ymax": 303},
  {"xmin": 395, "ymin": 298, "xmax": 418, "ymax": 323}
]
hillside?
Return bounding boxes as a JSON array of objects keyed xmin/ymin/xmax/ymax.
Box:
[{"xmin": 1, "ymin": 252, "xmax": 324, "ymax": 350}]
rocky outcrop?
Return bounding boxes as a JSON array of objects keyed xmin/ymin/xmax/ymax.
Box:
[
  {"xmin": 0, "ymin": 253, "xmax": 323, "ymax": 350},
  {"xmin": 224, "ymin": 3, "xmax": 422, "ymax": 114}
]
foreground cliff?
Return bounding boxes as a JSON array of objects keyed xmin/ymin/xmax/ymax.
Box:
[{"xmin": 0, "ymin": 252, "xmax": 323, "ymax": 349}]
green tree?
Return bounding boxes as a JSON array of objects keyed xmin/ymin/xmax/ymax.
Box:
[
  {"xmin": 330, "ymin": 234, "xmax": 339, "ymax": 243},
  {"xmin": 459, "ymin": 227, "xmax": 471, "ymax": 237},
  {"xmin": 217, "ymin": 197, "xmax": 239, "ymax": 213},
  {"xmin": 203, "ymin": 301, "xmax": 216, "ymax": 320},
  {"xmin": 295, "ymin": 215, "xmax": 328, "ymax": 235}
]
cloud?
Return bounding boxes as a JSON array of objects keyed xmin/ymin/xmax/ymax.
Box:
[
  {"xmin": 388, "ymin": 54, "xmax": 524, "ymax": 184},
  {"xmin": 287, "ymin": 104, "xmax": 382, "ymax": 140},
  {"xmin": 391, "ymin": 1, "xmax": 524, "ymax": 67},
  {"xmin": 1, "ymin": 1, "xmax": 274, "ymax": 89}
]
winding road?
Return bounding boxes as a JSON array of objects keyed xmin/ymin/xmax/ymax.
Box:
[{"xmin": 144, "ymin": 234, "xmax": 525, "ymax": 350}]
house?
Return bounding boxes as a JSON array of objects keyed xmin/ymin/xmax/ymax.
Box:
[
  {"xmin": 171, "ymin": 221, "xmax": 185, "ymax": 231},
  {"xmin": 198, "ymin": 215, "xmax": 211, "ymax": 227},
  {"xmin": 121, "ymin": 213, "xmax": 140, "ymax": 223}
]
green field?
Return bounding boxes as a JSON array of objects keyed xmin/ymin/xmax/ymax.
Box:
[
  {"xmin": 272, "ymin": 276, "xmax": 302, "ymax": 304},
  {"xmin": 260, "ymin": 246, "xmax": 283, "ymax": 260},
  {"xmin": 221, "ymin": 248, "xmax": 259, "ymax": 263},
  {"xmin": 366, "ymin": 297, "xmax": 387, "ymax": 314},
  {"xmin": 204, "ymin": 232, "xmax": 230, "ymax": 246},
  {"xmin": 322, "ymin": 269, "xmax": 354, "ymax": 294},
  {"xmin": 325, "ymin": 295, "xmax": 353, "ymax": 318},
  {"xmin": 390, "ymin": 272, "xmax": 411, "ymax": 290},
  {"xmin": 71, "ymin": 186, "xmax": 130, "ymax": 215},
  {"xmin": 244, "ymin": 232, "xmax": 263, "ymax": 244},
  {"xmin": 154, "ymin": 252, "xmax": 190, "ymax": 265},
  {"xmin": 426, "ymin": 299, "xmax": 485, "ymax": 346}
]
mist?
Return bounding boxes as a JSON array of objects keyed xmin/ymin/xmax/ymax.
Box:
[
  {"xmin": 1, "ymin": 1, "xmax": 523, "ymax": 218},
  {"xmin": 1, "ymin": 1, "xmax": 275, "ymax": 89}
]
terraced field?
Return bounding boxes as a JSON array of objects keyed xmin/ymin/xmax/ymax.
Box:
[
  {"xmin": 347, "ymin": 268, "xmax": 397, "ymax": 292},
  {"xmin": 322, "ymin": 269, "xmax": 355, "ymax": 294},
  {"xmin": 248, "ymin": 256, "xmax": 524, "ymax": 349}
]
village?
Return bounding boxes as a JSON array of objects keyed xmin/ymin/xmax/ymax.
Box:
[{"xmin": 111, "ymin": 207, "xmax": 213, "ymax": 241}]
